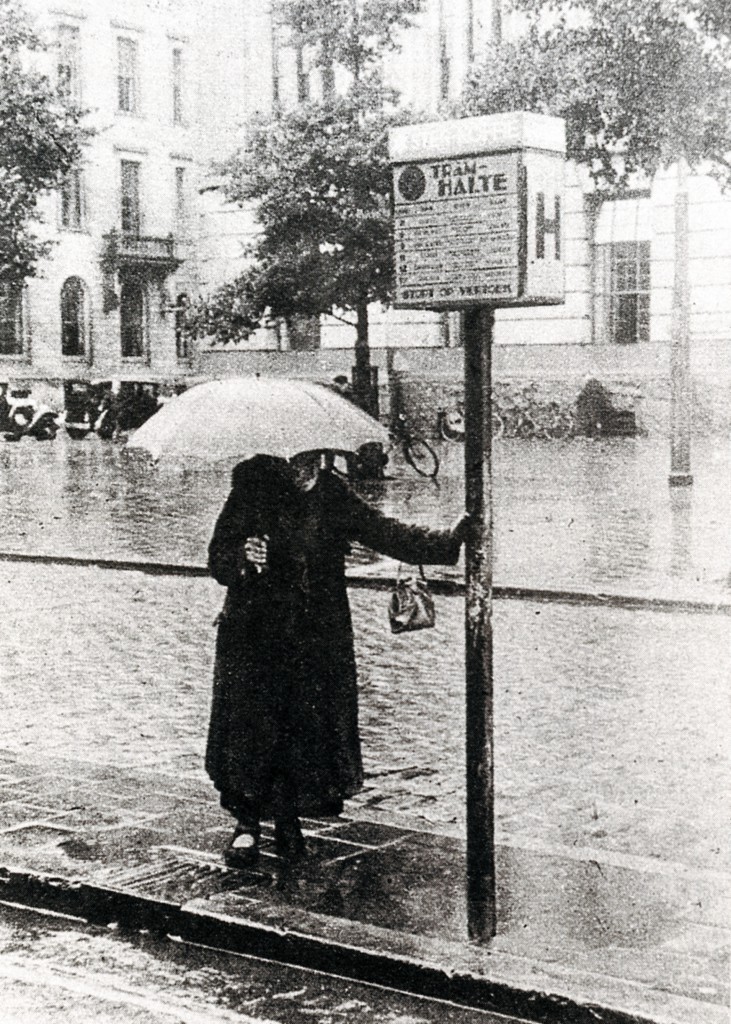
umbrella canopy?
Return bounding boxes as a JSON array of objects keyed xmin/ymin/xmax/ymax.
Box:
[{"xmin": 126, "ymin": 376, "xmax": 389, "ymax": 463}]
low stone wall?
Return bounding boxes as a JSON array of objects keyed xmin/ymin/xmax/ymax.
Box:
[
  {"xmin": 195, "ymin": 338, "xmax": 731, "ymax": 439},
  {"xmin": 385, "ymin": 340, "xmax": 731, "ymax": 439}
]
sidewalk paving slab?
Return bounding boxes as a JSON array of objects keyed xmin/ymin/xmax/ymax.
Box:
[{"xmin": 0, "ymin": 756, "xmax": 727, "ymax": 1024}]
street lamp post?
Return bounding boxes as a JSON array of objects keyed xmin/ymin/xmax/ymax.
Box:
[{"xmin": 669, "ymin": 157, "xmax": 693, "ymax": 487}]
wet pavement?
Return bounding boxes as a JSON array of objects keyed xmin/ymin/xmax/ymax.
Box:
[
  {"xmin": 1, "ymin": 561, "xmax": 727, "ymax": 869},
  {"xmin": 0, "ymin": 749, "xmax": 727, "ymax": 1024},
  {"xmin": 0, "ymin": 434, "xmax": 729, "ymax": 1022}
]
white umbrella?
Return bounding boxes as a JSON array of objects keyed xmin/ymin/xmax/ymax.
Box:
[{"xmin": 126, "ymin": 376, "xmax": 389, "ymax": 463}]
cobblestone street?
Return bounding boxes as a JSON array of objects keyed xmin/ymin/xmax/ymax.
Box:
[
  {"xmin": 1, "ymin": 561, "xmax": 728, "ymax": 869},
  {"xmin": 0, "ymin": 902, "xmax": 517, "ymax": 1024},
  {"xmin": 0, "ymin": 559, "xmax": 726, "ymax": 870},
  {"xmin": 0, "ymin": 433, "xmax": 728, "ymax": 875},
  {"xmin": 0, "ymin": 434, "xmax": 728, "ymax": 1023}
]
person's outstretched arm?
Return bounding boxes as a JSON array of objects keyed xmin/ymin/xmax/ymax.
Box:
[{"xmin": 337, "ymin": 478, "xmax": 469, "ymax": 565}]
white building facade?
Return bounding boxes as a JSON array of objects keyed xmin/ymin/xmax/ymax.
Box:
[
  {"xmin": 0, "ymin": 0, "xmax": 206, "ymax": 400},
  {"xmin": 2, "ymin": 0, "xmax": 730, "ymax": 430}
]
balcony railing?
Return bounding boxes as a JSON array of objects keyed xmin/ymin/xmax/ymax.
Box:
[{"xmin": 102, "ymin": 230, "xmax": 183, "ymax": 275}]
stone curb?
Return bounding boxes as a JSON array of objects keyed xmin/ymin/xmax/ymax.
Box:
[
  {"xmin": 0, "ymin": 864, "xmax": 725, "ymax": 1024},
  {"xmin": 0, "ymin": 549, "xmax": 727, "ymax": 616}
]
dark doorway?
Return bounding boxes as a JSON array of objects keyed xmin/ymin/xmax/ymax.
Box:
[{"xmin": 120, "ymin": 279, "xmax": 145, "ymax": 359}]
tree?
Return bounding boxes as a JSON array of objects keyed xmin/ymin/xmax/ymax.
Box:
[
  {"xmin": 274, "ymin": 0, "xmax": 422, "ymax": 95},
  {"xmin": 461, "ymin": 0, "xmax": 731, "ymax": 193},
  {"xmin": 461, "ymin": 0, "xmax": 731, "ymax": 483},
  {"xmin": 0, "ymin": 0, "xmax": 88, "ymax": 284},
  {"xmin": 187, "ymin": 0, "xmax": 424, "ymax": 413}
]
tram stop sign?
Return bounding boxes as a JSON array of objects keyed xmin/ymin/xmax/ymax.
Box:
[{"xmin": 389, "ymin": 112, "xmax": 566, "ymax": 310}]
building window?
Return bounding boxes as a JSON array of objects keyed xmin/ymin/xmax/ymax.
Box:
[
  {"xmin": 61, "ymin": 277, "xmax": 87, "ymax": 357},
  {"xmin": 117, "ymin": 37, "xmax": 138, "ymax": 113},
  {"xmin": 120, "ymin": 279, "xmax": 145, "ymax": 358},
  {"xmin": 0, "ymin": 285, "xmax": 22, "ymax": 355},
  {"xmin": 601, "ymin": 241, "xmax": 651, "ymax": 345},
  {"xmin": 57, "ymin": 24, "xmax": 81, "ymax": 102},
  {"xmin": 594, "ymin": 197, "xmax": 651, "ymax": 346},
  {"xmin": 120, "ymin": 160, "xmax": 141, "ymax": 235},
  {"xmin": 172, "ymin": 47, "xmax": 184, "ymax": 124},
  {"xmin": 61, "ymin": 168, "xmax": 84, "ymax": 230},
  {"xmin": 175, "ymin": 293, "xmax": 189, "ymax": 359}
]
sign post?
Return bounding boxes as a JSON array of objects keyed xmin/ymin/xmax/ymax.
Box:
[
  {"xmin": 463, "ymin": 305, "xmax": 496, "ymax": 939},
  {"xmin": 389, "ymin": 112, "xmax": 565, "ymax": 942}
]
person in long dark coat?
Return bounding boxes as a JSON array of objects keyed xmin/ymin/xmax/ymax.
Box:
[{"xmin": 206, "ymin": 451, "xmax": 468, "ymax": 866}]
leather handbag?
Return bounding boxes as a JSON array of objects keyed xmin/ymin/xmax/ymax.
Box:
[{"xmin": 388, "ymin": 564, "xmax": 436, "ymax": 634}]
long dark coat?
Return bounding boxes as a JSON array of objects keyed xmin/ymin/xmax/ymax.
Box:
[{"xmin": 206, "ymin": 455, "xmax": 460, "ymax": 821}]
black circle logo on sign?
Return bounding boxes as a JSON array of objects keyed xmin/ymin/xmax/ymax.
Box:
[{"xmin": 398, "ymin": 165, "xmax": 426, "ymax": 202}]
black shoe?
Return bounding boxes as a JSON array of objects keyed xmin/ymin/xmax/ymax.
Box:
[
  {"xmin": 224, "ymin": 824, "xmax": 260, "ymax": 868},
  {"xmin": 274, "ymin": 818, "xmax": 306, "ymax": 862}
]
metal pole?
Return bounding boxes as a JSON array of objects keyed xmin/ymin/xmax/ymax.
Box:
[
  {"xmin": 463, "ymin": 305, "xmax": 496, "ymax": 942},
  {"xmin": 669, "ymin": 157, "xmax": 693, "ymax": 487}
]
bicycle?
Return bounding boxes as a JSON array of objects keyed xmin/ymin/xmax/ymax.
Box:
[
  {"xmin": 498, "ymin": 399, "xmax": 536, "ymax": 438},
  {"xmin": 532, "ymin": 401, "xmax": 575, "ymax": 439},
  {"xmin": 389, "ymin": 413, "xmax": 439, "ymax": 478},
  {"xmin": 439, "ymin": 400, "xmax": 505, "ymax": 442},
  {"xmin": 438, "ymin": 402, "xmax": 465, "ymax": 442}
]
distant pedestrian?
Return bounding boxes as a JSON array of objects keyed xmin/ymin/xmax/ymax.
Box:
[
  {"xmin": 206, "ymin": 452, "xmax": 469, "ymax": 867},
  {"xmin": 0, "ymin": 383, "xmax": 11, "ymax": 432},
  {"xmin": 331, "ymin": 374, "xmax": 354, "ymax": 402}
]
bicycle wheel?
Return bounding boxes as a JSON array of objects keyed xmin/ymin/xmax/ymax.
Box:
[
  {"xmin": 405, "ymin": 437, "xmax": 439, "ymax": 478},
  {"xmin": 515, "ymin": 414, "xmax": 536, "ymax": 439},
  {"xmin": 439, "ymin": 409, "xmax": 465, "ymax": 442},
  {"xmin": 560, "ymin": 409, "xmax": 575, "ymax": 438}
]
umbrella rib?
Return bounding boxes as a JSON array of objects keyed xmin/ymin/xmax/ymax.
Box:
[
  {"xmin": 299, "ymin": 383, "xmax": 335, "ymax": 418},
  {"xmin": 302, "ymin": 382, "xmax": 382, "ymax": 429}
]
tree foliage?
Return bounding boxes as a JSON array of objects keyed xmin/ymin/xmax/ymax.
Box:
[
  {"xmin": 187, "ymin": 0, "xmax": 423, "ymax": 347},
  {"xmin": 274, "ymin": 0, "xmax": 422, "ymax": 83},
  {"xmin": 693, "ymin": 0, "xmax": 731, "ymax": 37},
  {"xmin": 188, "ymin": 94, "xmax": 399, "ymax": 343},
  {"xmin": 0, "ymin": 0, "xmax": 88, "ymax": 283},
  {"xmin": 461, "ymin": 0, "xmax": 731, "ymax": 193}
]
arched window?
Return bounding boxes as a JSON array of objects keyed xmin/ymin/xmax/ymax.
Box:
[
  {"xmin": 120, "ymin": 279, "xmax": 145, "ymax": 358},
  {"xmin": 61, "ymin": 276, "xmax": 87, "ymax": 357}
]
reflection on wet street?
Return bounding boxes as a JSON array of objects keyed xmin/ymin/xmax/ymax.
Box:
[{"xmin": 0, "ymin": 433, "xmax": 729, "ymax": 598}]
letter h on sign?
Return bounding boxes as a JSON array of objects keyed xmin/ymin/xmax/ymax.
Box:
[{"xmin": 536, "ymin": 193, "xmax": 561, "ymax": 260}]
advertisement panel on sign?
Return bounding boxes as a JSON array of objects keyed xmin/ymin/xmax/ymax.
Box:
[{"xmin": 389, "ymin": 112, "xmax": 566, "ymax": 310}]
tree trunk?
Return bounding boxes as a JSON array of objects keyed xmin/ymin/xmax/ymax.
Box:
[
  {"xmin": 352, "ymin": 299, "xmax": 375, "ymax": 416},
  {"xmin": 320, "ymin": 37, "xmax": 335, "ymax": 99},
  {"xmin": 296, "ymin": 44, "xmax": 308, "ymax": 103}
]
